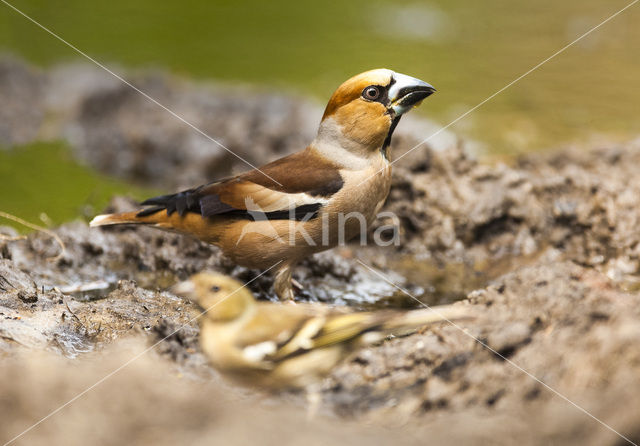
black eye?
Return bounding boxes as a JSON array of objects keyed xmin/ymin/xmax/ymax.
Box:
[
  {"xmin": 210, "ymin": 285, "xmax": 220, "ymax": 292},
  {"xmin": 362, "ymin": 86, "xmax": 380, "ymax": 101}
]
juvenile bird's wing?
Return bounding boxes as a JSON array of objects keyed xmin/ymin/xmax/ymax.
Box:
[
  {"xmin": 302, "ymin": 311, "xmax": 387, "ymax": 349},
  {"xmin": 138, "ymin": 149, "xmax": 344, "ymax": 220},
  {"xmin": 270, "ymin": 304, "xmax": 471, "ymax": 359},
  {"xmin": 230, "ymin": 303, "xmax": 331, "ymax": 366},
  {"xmin": 233, "ymin": 305, "xmax": 380, "ymax": 363}
]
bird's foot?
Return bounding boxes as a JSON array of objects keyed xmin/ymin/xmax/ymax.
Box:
[
  {"xmin": 282, "ymin": 288, "xmax": 296, "ymax": 303},
  {"xmin": 274, "ymin": 264, "xmax": 296, "ymax": 302}
]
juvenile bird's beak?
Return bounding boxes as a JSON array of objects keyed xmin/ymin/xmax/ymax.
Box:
[
  {"xmin": 172, "ymin": 279, "xmax": 209, "ymax": 312},
  {"xmin": 172, "ymin": 279, "xmax": 196, "ymax": 299},
  {"xmin": 388, "ymin": 72, "xmax": 435, "ymax": 115}
]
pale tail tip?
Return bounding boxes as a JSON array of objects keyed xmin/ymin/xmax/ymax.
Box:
[{"xmin": 89, "ymin": 214, "xmax": 111, "ymax": 227}]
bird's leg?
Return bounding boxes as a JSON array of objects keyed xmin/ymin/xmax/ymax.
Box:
[
  {"xmin": 305, "ymin": 382, "xmax": 324, "ymax": 420},
  {"xmin": 273, "ymin": 263, "xmax": 295, "ymax": 301}
]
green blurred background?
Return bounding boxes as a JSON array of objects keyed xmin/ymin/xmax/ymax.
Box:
[{"xmin": 1, "ymin": 0, "xmax": 639, "ymax": 227}]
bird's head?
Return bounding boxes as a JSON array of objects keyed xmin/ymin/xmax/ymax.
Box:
[
  {"xmin": 316, "ymin": 69, "xmax": 435, "ymax": 161},
  {"xmin": 172, "ymin": 272, "xmax": 255, "ymax": 322}
]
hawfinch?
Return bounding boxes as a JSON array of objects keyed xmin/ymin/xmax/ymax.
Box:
[
  {"xmin": 91, "ymin": 69, "xmax": 435, "ymax": 300},
  {"xmin": 172, "ymin": 273, "xmax": 468, "ymax": 390}
]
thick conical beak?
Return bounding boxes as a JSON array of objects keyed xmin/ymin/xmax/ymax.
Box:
[{"xmin": 388, "ymin": 72, "xmax": 435, "ymax": 115}]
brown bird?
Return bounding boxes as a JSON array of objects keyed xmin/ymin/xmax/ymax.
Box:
[
  {"xmin": 91, "ymin": 69, "xmax": 435, "ymax": 300},
  {"xmin": 172, "ymin": 272, "xmax": 469, "ymax": 390}
]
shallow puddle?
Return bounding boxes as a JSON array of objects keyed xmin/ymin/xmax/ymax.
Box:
[{"xmin": 374, "ymin": 249, "xmax": 547, "ymax": 310}]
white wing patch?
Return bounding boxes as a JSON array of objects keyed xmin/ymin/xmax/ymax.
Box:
[
  {"xmin": 246, "ymin": 192, "xmax": 328, "ymax": 213},
  {"xmin": 243, "ymin": 341, "xmax": 277, "ymax": 362},
  {"xmin": 361, "ymin": 331, "xmax": 385, "ymax": 345}
]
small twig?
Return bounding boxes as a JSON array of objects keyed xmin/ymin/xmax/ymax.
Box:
[
  {"xmin": 0, "ymin": 234, "xmax": 27, "ymax": 241},
  {"xmin": 0, "ymin": 210, "xmax": 66, "ymax": 262},
  {"xmin": 63, "ymin": 297, "xmax": 87, "ymax": 331}
]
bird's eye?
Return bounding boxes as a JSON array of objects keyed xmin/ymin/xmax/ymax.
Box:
[
  {"xmin": 210, "ymin": 285, "xmax": 220, "ymax": 292},
  {"xmin": 362, "ymin": 86, "xmax": 380, "ymax": 101}
]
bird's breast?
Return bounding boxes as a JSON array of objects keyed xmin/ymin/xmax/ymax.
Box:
[{"xmin": 329, "ymin": 158, "xmax": 391, "ymax": 217}]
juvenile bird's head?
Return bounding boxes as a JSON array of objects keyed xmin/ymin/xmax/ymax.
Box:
[
  {"xmin": 172, "ymin": 273, "xmax": 255, "ymax": 322},
  {"xmin": 315, "ymin": 69, "xmax": 435, "ymax": 162}
]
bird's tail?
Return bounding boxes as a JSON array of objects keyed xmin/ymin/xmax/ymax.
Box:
[
  {"xmin": 89, "ymin": 208, "xmax": 194, "ymax": 230},
  {"xmin": 89, "ymin": 211, "xmax": 147, "ymax": 227},
  {"xmin": 89, "ymin": 207, "xmax": 222, "ymax": 244},
  {"xmin": 314, "ymin": 303, "xmax": 473, "ymax": 350},
  {"xmin": 383, "ymin": 303, "xmax": 471, "ymax": 333},
  {"xmin": 90, "ymin": 190, "xmax": 201, "ymax": 228}
]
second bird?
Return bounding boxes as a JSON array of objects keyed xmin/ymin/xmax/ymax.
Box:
[
  {"xmin": 90, "ymin": 69, "xmax": 436, "ymax": 300},
  {"xmin": 173, "ymin": 272, "xmax": 468, "ymax": 390}
]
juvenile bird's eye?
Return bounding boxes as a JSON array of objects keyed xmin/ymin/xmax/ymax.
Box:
[
  {"xmin": 362, "ymin": 86, "xmax": 380, "ymax": 101},
  {"xmin": 210, "ymin": 285, "xmax": 220, "ymax": 292}
]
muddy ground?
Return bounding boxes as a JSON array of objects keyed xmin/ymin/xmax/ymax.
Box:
[{"xmin": 2, "ymin": 58, "xmax": 640, "ymax": 445}]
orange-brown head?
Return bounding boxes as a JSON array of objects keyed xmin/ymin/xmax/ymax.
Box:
[{"xmin": 316, "ymin": 69, "xmax": 435, "ymax": 161}]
